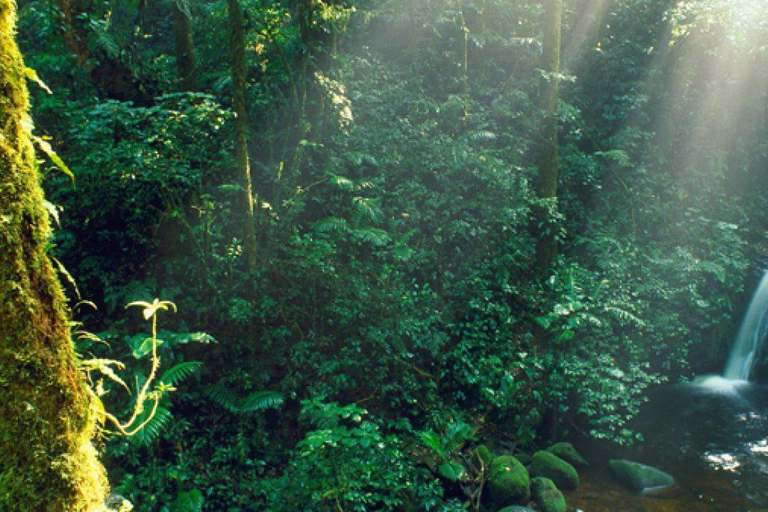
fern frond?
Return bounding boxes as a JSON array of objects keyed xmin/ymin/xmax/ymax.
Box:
[
  {"xmin": 354, "ymin": 228, "xmax": 391, "ymax": 246},
  {"xmin": 239, "ymin": 391, "xmax": 285, "ymax": 412},
  {"xmin": 442, "ymin": 421, "xmax": 473, "ymax": 455},
  {"xmin": 130, "ymin": 405, "xmax": 172, "ymax": 447},
  {"xmin": 207, "ymin": 384, "xmax": 284, "ymax": 414},
  {"xmin": 81, "ymin": 358, "xmax": 130, "ymax": 393},
  {"xmin": 419, "ymin": 431, "xmax": 443, "ymax": 456},
  {"xmin": 161, "ymin": 361, "xmax": 203, "ymax": 387},
  {"xmin": 352, "ymin": 196, "xmax": 382, "ymax": 223},
  {"xmin": 604, "ymin": 306, "xmax": 646, "ymax": 328},
  {"xmin": 315, "ymin": 216, "xmax": 350, "ymax": 233},
  {"xmin": 206, "ymin": 383, "xmax": 240, "ymax": 411},
  {"xmin": 438, "ymin": 460, "xmax": 466, "ymax": 482},
  {"xmin": 467, "ymin": 130, "xmax": 497, "ymax": 142}
]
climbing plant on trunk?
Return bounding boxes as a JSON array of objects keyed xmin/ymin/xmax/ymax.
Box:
[{"xmin": 0, "ymin": 1, "xmax": 108, "ymax": 510}]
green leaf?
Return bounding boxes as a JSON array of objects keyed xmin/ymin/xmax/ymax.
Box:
[
  {"xmin": 23, "ymin": 67, "xmax": 52, "ymax": 94},
  {"xmin": 32, "ymin": 135, "xmax": 74, "ymax": 183},
  {"xmin": 418, "ymin": 431, "xmax": 443, "ymax": 455},
  {"xmin": 438, "ymin": 460, "xmax": 466, "ymax": 482},
  {"xmin": 129, "ymin": 336, "xmax": 163, "ymax": 359},
  {"xmin": 173, "ymin": 489, "xmax": 203, "ymax": 512}
]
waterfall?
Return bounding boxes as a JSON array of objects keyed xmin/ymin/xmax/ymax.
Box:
[{"xmin": 723, "ymin": 270, "xmax": 768, "ymax": 381}]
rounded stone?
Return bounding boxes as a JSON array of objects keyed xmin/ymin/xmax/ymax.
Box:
[
  {"xmin": 488, "ymin": 455, "xmax": 531, "ymax": 506},
  {"xmin": 530, "ymin": 451, "xmax": 579, "ymax": 490}
]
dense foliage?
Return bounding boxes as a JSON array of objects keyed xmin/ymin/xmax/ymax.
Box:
[{"xmin": 9, "ymin": 0, "xmax": 768, "ymax": 509}]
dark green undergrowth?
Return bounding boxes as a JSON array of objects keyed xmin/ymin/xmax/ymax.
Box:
[{"xmin": 11, "ymin": 0, "xmax": 768, "ymax": 509}]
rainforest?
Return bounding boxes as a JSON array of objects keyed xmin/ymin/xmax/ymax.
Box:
[{"xmin": 1, "ymin": 0, "xmax": 768, "ymax": 511}]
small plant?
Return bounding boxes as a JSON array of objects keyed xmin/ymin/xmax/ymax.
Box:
[
  {"xmin": 419, "ymin": 420, "xmax": 475, "ymax": 483},
  {"xmin": 80, "ymin": 299, "xmax": 202, "ymax": 439}
]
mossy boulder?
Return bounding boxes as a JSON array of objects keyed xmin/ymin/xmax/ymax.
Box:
[
  {"xmin": 530, "ymin": 451, "xmax": 579, "ymax": 490},
  {"xmin": 609, "ymin": 459, "xmax": 674, "ymax": 492},
  {"xmin": 488, "ymin": 455, "xmax": 530, "ymax": 506},
  {"xmin": 473, "ymin": 444, "xmax": 495, "ymax": 469},
  {"xmin": 531, "ymin": 477, "xmax": 567, "ymax": 512},
  {"xmin": 498, "ymin": 507, "xmax": 537, "ymax": 512},
  {"xmin": 546, "ymin": 442, "xmax": 587, "ymax": 466}
]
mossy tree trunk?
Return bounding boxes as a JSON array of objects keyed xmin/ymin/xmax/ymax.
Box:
[
  {"xmin": 172, "ymin": 0, "xmax": 197, "ymax": 91},
  {"xmin": 228, "ymin": 0, "xmax": 258, "ymax": 271},
  {"xmin": 534, "ymin": 0, "xmax": 563, "ymax": 276},
  {"xmin": 0, "ymin": 2, "xmax": 108, "ymax": 510}
]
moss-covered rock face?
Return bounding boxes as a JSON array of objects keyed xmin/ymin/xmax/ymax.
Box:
[
  {"xmin": 531, "ymin": 477, "xmax": 567, "ymax": 512},
  {"xmin": 546, "ymin": 442, "xmax": 587, "ymax": 467},
  {"xmin": 530, "ymin": 451, "xmax": 579, "ymax": 490},
  {"xmin": 609, "ymin": 459, "xmax": 674, "ymax": 492},
  {"xmin": 0, "ymin": 1, "xmax": 108, "ymax": 510},
  {"xmin": 488, "ymin": 455, "xmax": 530, "ymax": 506}
]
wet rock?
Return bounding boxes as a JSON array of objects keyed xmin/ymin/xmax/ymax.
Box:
[
  {"xmin": 498, "ymin": 507, "xmax": 537, "ymax": 512},
  {"xmin": 531, "ymin": 477, "xmax": 567, "ymax": 512},
  {"xmin": 546, "ymin": 442, "xmax": 588, "ymax": 467},
  {"xmin": 488, "ymin": 455, "xmax": 531, "ymax": 506},
  {"xmin": 531, "ymin": 451, "xmax": 580, "ymax": 490},
  {"xmin": 609, "ymin": 459, "xmax": 674, "ymax": 492},
  {"xmin": 750, "ymin": 359, "xmax": 768, "ymax": 383}
]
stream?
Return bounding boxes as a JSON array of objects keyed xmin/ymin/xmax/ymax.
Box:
[
  {"xmin": 568, "ymin": 380, "xmax": 768, "ymax": 511},
  {"xmin": 565, "ymin": 269, "xmax": 768, "ymax": 511}
]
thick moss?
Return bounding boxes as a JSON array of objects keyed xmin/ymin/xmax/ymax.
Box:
[
  {"xmin": 531, "ymin": 477, "xmax": 567, "ymax": 512},
  {"xmin": 530, "ymin": 451, "xmax": 579, "ymax": 490},
  {"xmin": 546, "ymin": 442, "xmax": 587, "ymax": 467},
  {"xmin": 0, "ymin": 1, "xmax": 108, "ymax": 510},
  {"xmin": 609, "ymin": 459, "xmax": 674, "ymax": 492},
  {"xmin": 472, "ymin": 444, "xmax": 495, "ymax": 469},
  {"xmin": 487, "ymin": 455, "xmax": 530, "ymax": 506}
]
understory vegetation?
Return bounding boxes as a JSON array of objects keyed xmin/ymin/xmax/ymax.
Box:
[{"xmin": 6, "ymin": 0, "xmax": 768, "ymax": 509}]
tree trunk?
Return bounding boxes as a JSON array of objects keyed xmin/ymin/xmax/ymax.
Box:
[
  {"xmin": 54, "ymin": 0, "xmax": 152, "ymax": 104},
  {"xmin": 228, "ymin": 0, "xmax": 258, "ymax": 271},
  {"xmin": 172, "ymin": 0, "xmax": 197, "ymax": 91},
  {"xmin": 534, "ymin": 0, "xmax": 563, "ymax": 275},
  {"xmin": 0, "ymin": 2, "xmax": 109, "ymax": 510}
]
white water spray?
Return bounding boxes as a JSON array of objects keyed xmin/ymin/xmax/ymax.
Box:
[{"xmin": 723, "ymin": 270, "xmax": 768, "ymax": 381}]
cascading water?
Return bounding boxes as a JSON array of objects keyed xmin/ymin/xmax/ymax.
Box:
[{"xmin": 723, "ymin": 270, "xmax": 768, "ymax": 381}]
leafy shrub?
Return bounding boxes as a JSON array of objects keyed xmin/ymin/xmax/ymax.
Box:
[{"xmin": 260, "ymin": 398, "xmax": 448, "ymax": 511}]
